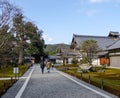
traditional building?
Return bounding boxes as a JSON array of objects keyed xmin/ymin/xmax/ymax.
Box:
[
  {"xmin": 107, "ymin": 40, "xmax": 120, "ymax": 67},
  {"xmin": 70, "ymin": 31, "xmax": 120, "ymax": 67}
]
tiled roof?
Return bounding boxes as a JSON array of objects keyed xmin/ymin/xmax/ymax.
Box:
[
  {"xmin": 107, "ymin": 40, "xmax": 120, "ymax": 50},
  {"xmin": 48, "ymin": 55, "xmax": 61, "ymax": 59},
  {"xmin": 109, "ymin": 31, "xmax": 119, "ymax": 36},
  {"xmin": 72, "ymin": 34, "xmax": 119, "ymax": 50}
]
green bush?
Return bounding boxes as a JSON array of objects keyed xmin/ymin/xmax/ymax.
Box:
[
  {"xmin": 71, "ymin": 58, "xmax": 78, "ymax": 65},
  {"xmin": 80, "ymin": 57, "xmax": 88, "ymax": 64}
]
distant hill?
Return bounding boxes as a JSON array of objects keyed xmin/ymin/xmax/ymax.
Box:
[{"xmin": 44, "ymin": 43, "xmax": 70, "ymax": 53}]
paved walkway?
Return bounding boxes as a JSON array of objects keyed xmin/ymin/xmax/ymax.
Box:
[{"xmin": 1, "ymin": 64, "xmax": 118, "ymax": 98}]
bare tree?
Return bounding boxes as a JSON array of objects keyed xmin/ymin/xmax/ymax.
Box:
[
  {"xmin": 0, "ymin": 0, "xmax": 20, "ymax": 28},
  {"xmin": 0, "ymin": 0, "xmax": 21, "ymax": 49}
]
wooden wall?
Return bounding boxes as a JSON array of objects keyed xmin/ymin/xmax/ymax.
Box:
[{"xmin": 100, "ymin": 57, "xmax": 110, "ymax": 65}]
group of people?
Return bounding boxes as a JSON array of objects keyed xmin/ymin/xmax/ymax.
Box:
[{"xmin": 40, "ymin": 58, "xmax": 54, "ymax": 74}]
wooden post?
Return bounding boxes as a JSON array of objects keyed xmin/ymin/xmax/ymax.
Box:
[
  {"xmin": 3, "ymin": 82, "xmax": 6, "ymax": 92},
  {"xmin": 80, "ymin": 73, "xmax": 82, "ymax": 80},
  {"xmin": 11, "ymin": 77, "xmax": 13, "ymax": 85},
  {"xmin": 17, "ymin": 73, "xmax": 19, "ymax": 80},
  {"xmin": 101, "ymin": 79, "xmax": 104, "ymax": 89},
  {"xmin": 15, "ymin": 73, "xmax": 16, "ymax": 80},
  {"xmin": 88, "ymin": 75, "xmax": 90, "ymax": 83}
]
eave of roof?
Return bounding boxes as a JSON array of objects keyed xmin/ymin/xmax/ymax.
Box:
[
  {"xmin": 107, "ymin": 40, "xmax": 120, "ymax": 50},
  {"xmin": 73, "ymin": 34, "xmax": 107, "ymax": 38},
  {"xmin": 72, "ymin": 34, "xmax": 119, "ymax": 50}
]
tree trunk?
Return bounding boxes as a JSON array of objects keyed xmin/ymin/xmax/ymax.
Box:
[{"xmin": 18, "ymin": 45, "xmax": 24, "ymax": 65}]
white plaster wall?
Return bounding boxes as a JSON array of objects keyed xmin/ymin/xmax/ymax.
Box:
[
  {"xmin": 110, "ymin": 56, "xmax": 120, "ymax": 67},
  {"xmin": 92, "ymin": 59, "xmax": 100, "ymax": 66}
]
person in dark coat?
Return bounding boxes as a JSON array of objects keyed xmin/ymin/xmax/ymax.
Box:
[{"xmin": 40, "ymin": 58, "xmax": 45, "ymax": 74}]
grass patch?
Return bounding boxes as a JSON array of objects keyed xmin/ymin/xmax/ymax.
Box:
[
  {"xmin": 56, "ymin": 65, "xmax": 120, "ymax": 97},
  {"xmin": 0, "ymin": 80, "xmax": 16, "ymax": 96},
  {"xmin": 0, "ymin": 64, "xmax": 30, "ymax": 97},
  {"xmin": 0, "ymin": 64, "xmax": 30, "ymax": 78}
]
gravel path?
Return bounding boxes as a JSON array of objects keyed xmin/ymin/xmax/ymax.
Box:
[{"xmin": 1, "ymin": 64, "xmax": 118, "ymax": 98}]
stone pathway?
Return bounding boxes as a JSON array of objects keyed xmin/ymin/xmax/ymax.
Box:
[{"xmin": 1, "ymin": 64, "xmax": 118, "ymax": 98}]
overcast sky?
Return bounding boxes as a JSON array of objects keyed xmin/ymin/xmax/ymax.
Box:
[{"xmin": 10, "ymin": 0, "xmax": 120, "ymax": 44}]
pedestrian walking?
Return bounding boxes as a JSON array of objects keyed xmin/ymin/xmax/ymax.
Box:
[
  {"xmin": 40, "ymin": 58, "xmax": 45, "ymax": 74},
  {"xmin": 30, "ymin": 57, "xmax": 35, "ymax": 67},
  {"xmin": 46, "ymin": 60, "xmax": 51, "ymax": 73},
  {"xmin": 51, "ymin": 62, "xmax": 54, "ymax": 70}
]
